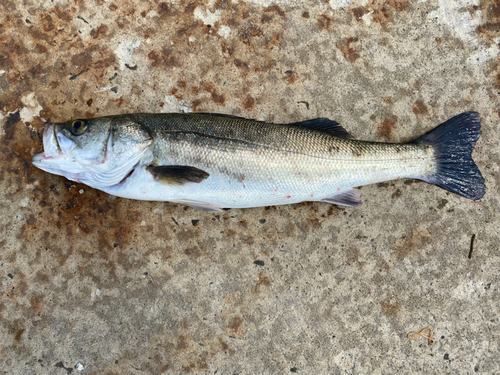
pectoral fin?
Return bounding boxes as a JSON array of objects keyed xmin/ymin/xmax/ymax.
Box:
[
  {"xmin": 321, "ymin": 189, "xmax": 362, "ymax": 207},
  {"xmin": 147, "ymin": 165, "xmax": 209, "ymax": 186}
]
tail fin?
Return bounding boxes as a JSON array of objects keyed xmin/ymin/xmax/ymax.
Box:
[{"xmin": 413, "ymin": 111, "xmax": 485, "ymax": 200}]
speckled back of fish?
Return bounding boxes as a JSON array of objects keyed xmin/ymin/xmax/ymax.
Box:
[{"xmin": 31, "ymin": 112, "xmax": 485, "ymax": 211}]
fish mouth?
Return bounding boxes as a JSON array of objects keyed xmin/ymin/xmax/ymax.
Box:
[{"xmin": 31, "ymin": 124, "xmax": 87, "ymax": 181}]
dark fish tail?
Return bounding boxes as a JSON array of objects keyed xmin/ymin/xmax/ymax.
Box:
[{"xmin": 413, "ymin": 111, "xmax": 485, "ymax": 200}]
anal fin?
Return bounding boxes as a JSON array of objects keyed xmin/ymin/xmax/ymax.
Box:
[{"xmin": 321, "ymin": 189, "xmax": 362, "ymax": 207}]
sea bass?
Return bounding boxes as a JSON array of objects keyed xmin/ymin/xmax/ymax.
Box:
[{"xmin": 31, "ymin": 112, "xmax": 485, "ymax": 211}]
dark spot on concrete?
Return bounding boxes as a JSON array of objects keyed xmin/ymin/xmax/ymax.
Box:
[
  {"xmin": 148, "ymin": 47, "xmax": 180, "ymax": 69},
  {"xmin": 176, "ymin": 333, "xmax": 189, "ymax": 351},
  {"xmin": 437, "ymin": 199, "xmax": 448, "ymax": 209},
  {"xmin": 90, "ymin": 24, "xmax": 108, "ymax": 39},
  {"xmin": 69, "ymin": 68, "xmax": 89, "ymax": 80},
  {"xmin": 4, "ymin": 111, "xmax": 21, "ymax": 133},
  {"xmin": 203, "ymin": 83, "xmax": 225, "ymax": 105},
  {"xmin": 391, "ymin": 189, "xmax": 402, "ymax": 199},
  {"xmin": 337, "ymin": 37, "xmax": 360, "ymax": 63},
  {"xmin": 125, "ymin": 63, "xmax": 137, "ymax": 70},
  {"xmin": 242, "ymin": 95, "xmax": 255, "ymax": 109},
  {"xmin": 394, "ymin": 227, "xmax": 431, "ymax": 259},
  {"xmin": 86, "ymin": 98, "xmax": 93, "ymax": 106},
  {"xmin": 259, "ymin": 219, "xmax": 266, "ymax": 224},
  {"xmin": 71, "ymin": 52, "xmax": 92, "ymax": 68},
  {"xmin": 476, "ymin": 0, "xmax": 500, "ymax": 44},
  {"xmin": 302, "ymin": 11, "xmax": 310, "ymax": 18},
  {"xmin": 227, "ymin": 315, "xmax": 245, "ymax": 337},
  {"xmin": 30, "ymin": 294, "xmax": 45, "ymax": 316},
  {"xmin": 13, "ymin": 328, "xmax": 24, "ymax": 346},
  {"xmin": 238, "ymin": 23, "xmax": 263, "ymax": 46},
  {"xmin": 191, "ymin": 219, "xmax": 199, "ymax": 226},
  {"xmin": 444, "ymin": 353, "xmax": 449, "ymax": 360},
  {"xmin": 291, "ymin": 368, "xmax": 298, "ymax": 373},
  {"xmin": 351, "ymin": 7, "xmax": 369, "ymax": 20},
  {"xmin": 412, "ymin": 100, "xmax": 428, "ymax": 115},
  {"xmin": 8, "ymin": 273, "xmax": 14, "ymax": 279},
  {"xmin": 317, "ymin": 14, "xmax": 332, "ymax": 30},
  {"xmin": 364, "ymin": 0, "xmax": 410, "ymax": 26},
  {"xmin": 404, "ymin": 179, "xmax": 418, "ymax": 185},
  {"xmin": 54, "ymin": 361, "xmax": 73, "ymax": 373},
  {"xmin": 284, "ymin": 70, "xmax": 298, "ymax": 84},
  {"xmin": 158, "ymin": 2, "xmax": 171, "ymax": 16},
  {"xmin": 265, "ymin": 34, "xmax": 282, "ymax": 51},
  {"xmin": 192, "ymin": 99, "xmax": 202, "ymax": 110},
  {"xmin": 254, "ymin": 260, "xmax": 265, "ymax": 266},
  {"xmin": 183, "ymin": 246, "xmax": 205, "ymax": 258},
  {"xmin": 346, "ymin": 247, "xmax": 361, "ymax": 265},
  {"xmin": 252, "ymin": 271, "xmax": 270, "ymax": 294},
  {"xmin": 234, "ymin": 59, "xmax": 249, "ymax": 70},
  {"xmin": 35, "ymin": 270, "xmax": 50, "ymax": 284},
  {"xmin": 264, "ymin": 5, "xmax": 285, "ymax": 18},
  {"xmin": 53, "ymin": 6, "xmax": 73, "ymax": 21},
  {"xmin": 26, "ymin": 214, "xmax": 37, "ymax": 225},
  {"xmin": 35, "ymin": 43, "xmax": 48, "ymax": 54},
  {"xmin": 110, "ymin": 86, "xmax": 118, "ymax": 93},
  {"xmin": 28, "ymin": 65, "xmax": 44, "ymax": 79},
  {"xmin": 380, "ymin": 300, "xmax": 400, "ymax": 317},
  {"xmin": 474, "ymin": 364, "xmax": 479, "ymax": 372},
  {"xmin": 376, "ymin": 115, "xmax": 398, "ymax": 140}
]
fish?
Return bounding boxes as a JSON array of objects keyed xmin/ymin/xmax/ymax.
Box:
[{"xmin": 31, "ymin": 111, "xmax": 485, "ymax": 212}]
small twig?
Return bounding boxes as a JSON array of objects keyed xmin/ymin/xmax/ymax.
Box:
[
  {"xmin": 468, "ymin": 234, "xmax": 476, "ymax": 259},
  {"xmin": 408, "ymin": 327, "xmax": 434, "ymax": 345}
]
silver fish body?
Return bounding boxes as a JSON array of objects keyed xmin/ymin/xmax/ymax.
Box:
[{"xmin": 31, "ymin": 112, "xmax": 485, "ymax": 211}]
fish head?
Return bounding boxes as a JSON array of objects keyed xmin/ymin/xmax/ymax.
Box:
[{"xmin": 31, "ymin": 116, "xmax": 152, "ymax": 189}]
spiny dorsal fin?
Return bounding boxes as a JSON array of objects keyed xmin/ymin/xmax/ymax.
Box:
[
  {"xmin": 292, "ymin": 118, "xmax": 351, "ymax": 139},
  {"xmin": 147, "ymin": 165, "xmax": 209, "ymax": 186}
]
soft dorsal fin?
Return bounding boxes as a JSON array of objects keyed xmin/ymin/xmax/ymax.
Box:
[{"xmin": 292, "ymin": 118, "xmax": 351, "ymax": 139}]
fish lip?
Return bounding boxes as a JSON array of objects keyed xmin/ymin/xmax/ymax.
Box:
[
  {"xmin": 42, "ymin": 123, "xmax": 61, "ymax": 157},
  {"xmin": 31, "ymin": 123, "xmax": 67, "ymax": 168}
]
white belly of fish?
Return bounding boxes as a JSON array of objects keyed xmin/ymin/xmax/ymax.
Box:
[{"xmin": 101, "ymin": 155, "xmax": 426, "ymax": 209}]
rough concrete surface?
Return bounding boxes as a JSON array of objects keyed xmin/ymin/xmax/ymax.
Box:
[{"xmin": 1, "ymin": 0, "xmax": 499, "ymax": 373}]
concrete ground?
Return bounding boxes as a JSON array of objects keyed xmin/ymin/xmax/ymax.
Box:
[{"xmin": 1, "ymin": 0, "xmax": 499, "ymax": 373}]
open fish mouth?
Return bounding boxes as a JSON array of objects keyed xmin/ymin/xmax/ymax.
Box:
[{"xmin": 31, "ymin": 124, "xmax": 88, "ymax": 181}]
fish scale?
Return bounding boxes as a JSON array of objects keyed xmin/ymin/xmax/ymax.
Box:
[{"xmin": 102, "ymin": 113, "xmax": 430, "ymax": 207}]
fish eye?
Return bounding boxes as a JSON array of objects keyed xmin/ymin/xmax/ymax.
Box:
[{"xmin": 70, "ymin": 119, "xmax": 88, "ymax": 135}]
